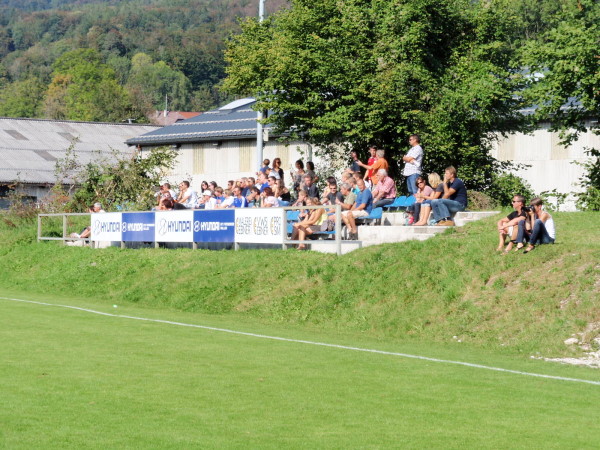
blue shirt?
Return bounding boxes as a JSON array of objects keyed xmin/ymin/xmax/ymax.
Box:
[
  {"xmin": 448, "ymin": 178, "xmax": 468, "ymax": 208},
  {"xmin": 356, "ymin": 188, "xmax": 373, "ymax": 214},
  {"xmin": 233, "ymin": 196, "xmax": 248, "ymax": 208}
]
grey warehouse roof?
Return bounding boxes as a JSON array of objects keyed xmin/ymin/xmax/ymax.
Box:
[
  {"xmin": 126, "ymin": 98, "xmax": 274, "ymax": 146},
  {"xmin": 0, "ymin": 117, "xmax": 158, "ymax": 184}
]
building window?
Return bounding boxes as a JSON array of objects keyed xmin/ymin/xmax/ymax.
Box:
[
  {"xmin": 239, "ymin": 140, "xmax": 253, "ymax": 172},
  {"xmin": 193, "ymin": 145, "xmax": 205, "ymax": 174}
]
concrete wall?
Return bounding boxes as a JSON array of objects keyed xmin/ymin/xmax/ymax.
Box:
[{"xmin": 490, "ymin": 121, "xmax": 598, "ymax": 210}]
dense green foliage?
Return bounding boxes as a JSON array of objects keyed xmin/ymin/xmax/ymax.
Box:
[
  {"xmin": 224, "ymin": 0, "xmax": 530, "ymax": 190},
  {"xmin": 486, "ymin": 173, "xmax": 535, "ymax": 208},
  {"xmin": 53, "ymin": 144, "xmax": 179, "ymax": 211},
  {"xmin": 575, "ymin": 148, "xmax": 600, "ymax": 211},
  {"xmin": 520, "ymin": 0, "xmax": 599, "ymax": 143},
  {"xmin": 0, "ymin": 0, "xmax": 289, "ymax": 119},
  {"xmin": 224, "ymin": 0, "xmax": 598, "ymax": 194}
]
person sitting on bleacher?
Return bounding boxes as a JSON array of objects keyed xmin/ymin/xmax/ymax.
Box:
[
  {"xmin": 341, "ymin": 178, "xmax": 373, "ymax": 240},
  {"xmin": 407, "ymin": 175, "xmax": 433, "ymax": 225},
  {"xmin": 371, "ymin": 169, "xmax": 396, "ymax": 208},
  {"xmin": 349, "ymin": 175, "xmax": 360, "ymax": 195},
  {"xmin": 413, "ymin": 172, "xmax": 443, "ymax": 226},
  {"xmin": 321, "ymin": 181, "xmax": 343, "ymax": 205},
  {"xmin": 246, "ymin": 187, "xmax": 261, "ymax": 207},
  {"xmin": 219, "ymin": 189, "xmax": 235, "ymax": 208},
  {"xmin": 257, "ymin": 172, "xmax": 269, "ymax": 192},
  {"xmin": 173, "ymin": 181, "xmax": 197, "ymax": 210},
  {"xmin": 202, "ymin": 190, "xmax": 218, "ymax": 210},
  {"xmin": 430, "ymin": 166, "xmax": 467, "ymax": 226},
  {"xmin": 291, "ymin": 197, "xmax": 326, "ymax": 250},
  {"xmin": 231, "ymin": 186, "xmax": 249, "ymax": 208},
  {"xmin": 275, "ymin": 179, "xmax": 291, "ymax": 203},
  {"xmin": 303, "ymin": 174, "xmax": 320, "ymax": 198},
  {"xmin": 337, "ymin": 183, "xmax": 356, "ymax": 211},
  {"xmin": 261, "ymin": 187, "xmax": 280, "ymax": 207}
]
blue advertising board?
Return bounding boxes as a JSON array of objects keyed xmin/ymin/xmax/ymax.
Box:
[
  {"xmin": 121, "ymin": 212, "xmax": 155, "ymax": 242},
  {"xmin": 193, "ymin": 210, "xmax": 235, "ymax": 242}
]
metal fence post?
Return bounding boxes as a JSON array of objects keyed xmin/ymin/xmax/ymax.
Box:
[
  {"xmin": 335, "ymin": 204, "xmax": 342, "ymax": 256},
  {"xmin": 62, "ymin": 214, "xmax": 67, "ymax": 245}
]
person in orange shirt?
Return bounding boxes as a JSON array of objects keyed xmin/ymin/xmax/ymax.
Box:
[{"xmin": 358, "ymin": 149, "xmax": 388, "ymax": 185}]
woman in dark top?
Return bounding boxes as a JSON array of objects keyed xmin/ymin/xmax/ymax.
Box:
[{"xmin": 272, "ymin": 157, "xmax": 284, "ymax": 182}]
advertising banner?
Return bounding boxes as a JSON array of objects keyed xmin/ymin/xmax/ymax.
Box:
[
  {"xmin": 121, "ymin": 212, "xmax": 155, "ymax": 242},
  {"xmin": 193, "ymin": 210, "xmax": 235, "ymax": 242},
  {"xmin": 154, "ymin": 210, "xmax": 194, "ymax": 242},
  {"xmin": 234, "ymin": 208, "xmax": 284, "ymax": 244},
  {"xmin": 90, "ymin": 212, "xmax": 122, "ymax": 242}
]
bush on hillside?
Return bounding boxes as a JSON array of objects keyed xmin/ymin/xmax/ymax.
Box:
[
  {"xmin": 485, "ymin": 173, "xmax": 535, "ymax": 209},
  {"xmin": 467, "ymin": 191, "xmax": 494, "ymax": 211},
  {"xmin": 575, "ymin": 148, "xmax": 600, "ymax": 211}
]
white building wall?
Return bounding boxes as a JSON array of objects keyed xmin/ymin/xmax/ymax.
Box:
[{"xmin": 490, "ymin": 122, "xmax": 598, "ymax": 210}]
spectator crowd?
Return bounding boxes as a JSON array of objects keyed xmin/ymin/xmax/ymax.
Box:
[{"xmin": 153, "ymin": 135, "xmax": 470, "ymax": 233}]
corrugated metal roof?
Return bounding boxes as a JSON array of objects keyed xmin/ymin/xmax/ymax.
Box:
[
  {"xmin": 0, "ymin": 118, "xmax": 159, "ymax": 184},
  {"xmin": 126, "ymin": 98, "xmax": 276, "ymax": 146}
]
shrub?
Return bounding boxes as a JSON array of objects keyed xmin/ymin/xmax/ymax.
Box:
[
  {"xmin": 575, "ymin": 148, "xmax": 600, "ymax": 211},
  {"xmin": 485, "ymin": 173, "xmax": 535, "ymax": 209},
  {"xmin": 467, "ymin": 191, "xmax": 494, "ymax": 211}
]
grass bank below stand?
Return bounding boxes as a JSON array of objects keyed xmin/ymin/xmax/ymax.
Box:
[{"xmin": 1, "ymin": 211, "xmax": 598, "ymax": 357}]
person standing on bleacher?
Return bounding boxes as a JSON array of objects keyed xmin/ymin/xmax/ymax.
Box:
[{"xmin": 402, "ymin": 134, "xmax": 424, "ymax": 195}]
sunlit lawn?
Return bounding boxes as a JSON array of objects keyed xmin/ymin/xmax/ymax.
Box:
[{"xmin": 1, "ymin": 295, "xmax": 599, "ymax": 449}]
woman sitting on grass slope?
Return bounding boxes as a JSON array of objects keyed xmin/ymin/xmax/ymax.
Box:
[
  {"xmin": 515, "ymin": 197, "xmax": 556, "ymax": 253},
  {"xmin": 291, "ymin": 197, "xmax": 325, "ymax": 250}
]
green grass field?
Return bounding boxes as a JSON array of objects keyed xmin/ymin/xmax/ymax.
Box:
[
  {"xmin": 1, "ymin": 212, "xmax": 599, "ymax": 447},
  {"xmin": 2, "ymin": 293, "xmax": 600, "ymax": 448}
]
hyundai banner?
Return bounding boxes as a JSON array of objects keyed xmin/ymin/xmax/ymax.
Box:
[
  {"xmin": 121, "ymin": 212, "xmax": 155, "ymax": 242},
  {"xmin": 155, "ymin": 210, "xmax": 194, "ymax": 242},
  {"xmin": 234, "ymin": 208, "xmax": 284, "ymax": 244},
  {"xmin": 90, "ymin": 212, "xmax": 122, "ymax": 242},
  {"xmin": 193, "ymin": 210, "xmax": 235, "ymax": 242}
]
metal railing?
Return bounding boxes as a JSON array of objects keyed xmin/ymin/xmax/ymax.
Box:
[
  {"xmin": 37, "ymin": 205, "xmax": 360, "ymax": 256},
  {"xmin": 37, "ymin": 212, "xmax": 92, "ymax": 245}
]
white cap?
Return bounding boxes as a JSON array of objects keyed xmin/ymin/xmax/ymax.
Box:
[{"xmin": 203, "ymin": 190, "xmax": 212, "ymax": 196}]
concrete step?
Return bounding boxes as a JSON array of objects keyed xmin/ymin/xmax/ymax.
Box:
[
  {"xmin": 356, "ymin": 224, "xmax": 450, "ymax": 246},
  {"xmin": 383, "ymin": 210, "xmax": 500, "ymax": 227},
  {"xmin": 454, "ymin": 210, "xmax": 500, "ymax": 227}
]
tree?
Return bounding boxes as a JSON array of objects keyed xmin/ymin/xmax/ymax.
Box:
[
  {"xmin": 55, "ymin": 145, "xmax": 180, "ymax": 212},
  {"xmin": 43, "ymin": 48, "xmax": 141, "ymax": 122},
  {"xmin": 126, "ymin": 52, "xmax": 191, "ymax": 111},
  {"xmin": 224, "ymin": 0, "xmax": 528, "ymax": 190},
  {"xmin": 0, "ymin": 77, "xmax": 45, "ymax": 117},
  {"xmin": 521, "ymin": 0, "xmax": 599, "ymax": 143}
]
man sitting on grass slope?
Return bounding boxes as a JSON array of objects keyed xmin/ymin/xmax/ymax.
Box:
[{"xmin": 496, "ymin": 195, "xmax": 528, "ymax": 253}]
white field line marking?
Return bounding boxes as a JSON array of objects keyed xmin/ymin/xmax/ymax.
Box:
[{"xmin": 2, "ymin": 296, "xmax": 600, "ymax": 387}]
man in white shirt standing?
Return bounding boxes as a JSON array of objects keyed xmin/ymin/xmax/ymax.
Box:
[{"xmin": 402, "ymin": 134, "xmax": 423, "ymax": 195}]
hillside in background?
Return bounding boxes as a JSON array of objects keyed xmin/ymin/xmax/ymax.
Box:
[{"xmin": 0, "ymin": 0, "xmax": 288, "ymax": 121}]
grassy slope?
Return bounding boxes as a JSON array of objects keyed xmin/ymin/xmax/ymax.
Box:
[{"xmin": 1, "ymin": 212, "xmax": 599, "ymax": 356}]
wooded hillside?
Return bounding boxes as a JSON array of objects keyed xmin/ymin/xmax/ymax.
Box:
[{"xmin": 0, "ymin": 0, "xmax": 288, "ymax": 121}]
